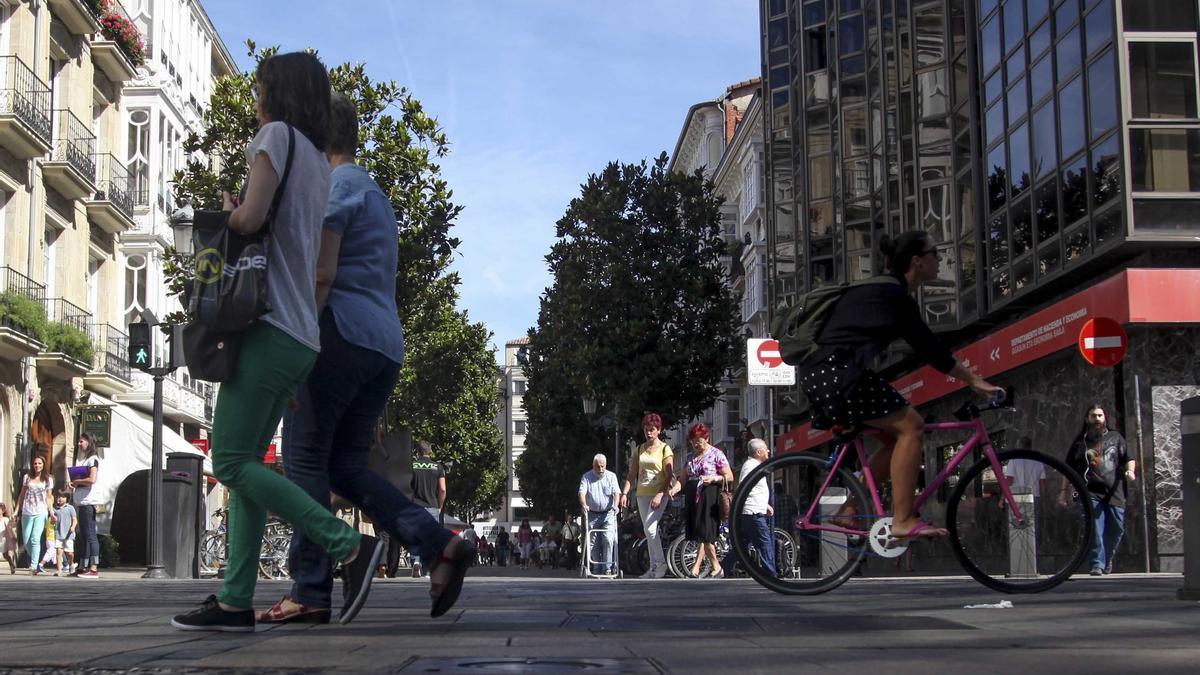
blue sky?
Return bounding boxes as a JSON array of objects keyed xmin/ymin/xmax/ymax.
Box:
[{"xmin": 204, "ymin": 1, "xmax": 761, "ymax": 360}]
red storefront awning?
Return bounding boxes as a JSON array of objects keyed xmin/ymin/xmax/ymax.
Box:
[{"xmin": 776, "ymin": 268, "xmax": 1200, "ymax": 454}]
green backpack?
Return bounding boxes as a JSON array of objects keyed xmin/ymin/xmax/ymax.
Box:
[{"xmin": 771, "ymin": 275, "xmax": 900, "ymax": 366}]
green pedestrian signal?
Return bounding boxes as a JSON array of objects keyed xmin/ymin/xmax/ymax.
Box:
[{"xmin": 129, "ymin": 322, "xmax": 153, "ymax": 372}]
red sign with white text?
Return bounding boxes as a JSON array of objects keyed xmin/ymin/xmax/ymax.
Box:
[
  {"xmin": 775, "ymin": 269, "xmax": 1200, "ymax": 454},
  {"xmin": 1078, "ymin": 318, "xmax": 1128, "ymax": 367},
  {"xmin": 190, "ymin": 438, "xmax": 210, "ymax": 455}
]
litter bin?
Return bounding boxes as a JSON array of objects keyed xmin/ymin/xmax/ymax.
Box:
[
  {"xmin": 161, "ymin": 471, "xmax": 195, "ymax": 579},
  {"xmin": 167, "ymin": 453, "xmax": 206, "ymax": 578}
]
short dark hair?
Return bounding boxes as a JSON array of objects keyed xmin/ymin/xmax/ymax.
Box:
[
  {"xmin": 416, "ymin": 440, "xmax": 432, "ymax": 455},
  {"xmin": 255, "ymin": 52, "xmax": 332, "ymax": 151},
  {"xmin": 879, "ymin": 230, "xmax": 932, "ymax": 275},
  {"xmin": 328, "ymin": 91, "xmax": 359, "ymax": 156}
]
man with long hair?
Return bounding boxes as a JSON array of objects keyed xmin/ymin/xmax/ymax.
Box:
[{"xmin": 1065, "ymin": 404, "xmax": 1136, "ymax": 576}]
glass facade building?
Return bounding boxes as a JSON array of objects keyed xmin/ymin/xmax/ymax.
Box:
[{"xmin": 762, "ymin": 0, "xmax": 1200, "ymax": 414}]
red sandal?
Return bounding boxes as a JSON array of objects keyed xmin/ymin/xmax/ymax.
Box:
[
  {"xmin": 429, "ymin": 539, "xmax": 476, "ymax": 618},
  {"xmin": 256, "ymin": 595, "xmax": 331, "ymax": 624}
]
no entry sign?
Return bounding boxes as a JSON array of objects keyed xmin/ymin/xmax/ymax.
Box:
[
  {"xmin": 1078, "ymin": 318, "xmax": 1128, "ymax": 367},
  {"xmin": 748, "ymin": 338, "xmax": 796, "ymax": 386}
]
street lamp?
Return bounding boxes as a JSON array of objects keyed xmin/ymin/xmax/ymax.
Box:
[
  {"xmin": 169, "ymin": 204, "xmax": 195, "ymax": 255},
  {"xmin": 581, "ymin": 395, "xmax": 597, "ymax": 417},
  {"xmin": 581, "ymin": 396, "xmax": 619, "ymax": 485}
]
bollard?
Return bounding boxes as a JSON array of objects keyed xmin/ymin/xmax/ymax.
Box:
[
  {"xmin": 1007, "ymin": 487, "xmax": 1037, "ymax": 578},
  {"xmin": 1178, "ymin": 397, "xmax": 1200, "ymax": 601},
  {"xmin": 819, "ymin": 488, "xmax": 848, "ymax": 576}
]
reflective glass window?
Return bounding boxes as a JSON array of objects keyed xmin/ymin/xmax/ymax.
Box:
[
  {"xmin": 988, "ymin": 143, "xmax": 1008, "ymax": 211},
  {"xmin": 951, "ymin": 0, "xmax": 967, "ymax": 54},
  {"xmin": 841, "ymin": 0, "xmax": 862, "ymax": 12},
  {"xmin": 842, "ymin": 54, "xmax": 866, "ymax": 76},
  {"xmin": 1064, "ymin": 223, "xmax": 1089, "ymax": 263},
  {"xmin": 1132, "ymin": 201, "xmax": 1200, "ymax": 234},
  {"xmin": 986, "ymin": 71, "xmax": 1003, "ymax": 105},
  {"xmin": 1030, "ymin": 19, "xmax": 1051, "ymax": 59},
  {"xmin": 1055, "ymin": 0, "xmax": 1079, "ymax": 35},
  {"xmin": 1061, "ymin": 153, "xmax": 1088, "ymax": 224},
  {"xmin": 803, "ymin": 1, "xmax": 824, "ymax": 27},
  {"xmin": 1091, "ymin": 133, "xmax": 1122, "ymax": 207},
  {"xmin": 806, "ymin": 72, "xmax": 832, "ymax": 107},
  {"xmin": 1130, "ymin": 128, "xmax": 1200, "ymax": 192},
  {"xmin": 958, "ymin": 176, "xmax": 975, "ymax": 237},
  {"xmin": 806, "ymin": 28, "xmax": 829, "ymax": 72},
  {"xmin": 1039, "ymin": 235, "xmax": 1062, "ymax": 277},
  {"xmin": 1004, "ymin": 1, "xmax": 1024, "ymax": 54},
  {"xmin": 986, "ymin": 100, "xmax": 1005, "ymax": 145},
  {"xmin": 1007, "ymin": 45, "xmax": 1026, "ymax": 85},
  {"xmin": 1026, "ymin": 0, "xmax": 1050, "ymax": 25},
  {"xmin": 1094, "ymin": 207, "xmax": 1122, "ymax": 249},
  {"xmin": 917, "ymin": 68, "xmax": 950, "ymax": 118},
  {"xmin": 1009, "ymin": 122, "xmax": 1031, "ymax": 194},
  {"xmin": 1123, "ymin": 0, "xmax": 1198, "ymax": 32},
  {"xmin": 769, "ymin": 17, "xmax": 789, "ymax": 51},
  {"xmin": 810, "ymin": 200, "xmax": 834, "ymax": 237},
  {"xmin": 915, "ymin": 4, "xmax": 946, "ymax": 67},
  {"xmin": 1129, "ymin": 43, "xmax": 1199, "ymax": 120},
  {"xmin": 1058, "ymin": 76, "xmax": 1086, "ymax": 160},
  {"xmin": 1084, "ymin": 2, "xmax": 1112, "ymax": 56},
  {"xmin": 954, "ymin": 57, "xmax": 970, "ymax": 106},
  {"xmin": 1035, "ymin": 178, "xmax": 1059, "ymax": 242},
  {"xmin": 982, "ymin": 15, "xmax": 1002, "ymax": 74},
  {"xmin": 989, "ymin": 213, "xmax": 1010, "ymax": 270},
  {"xmin": 770, "ymin": 64, "xmax": 790, "ymax": 90},
  {"xmin": 981, "ymin": 0, "xmax": 999, "ymax": 19},
  {"xmin": 844, "ymin": 107, "xmax": 868, "ymax": 156},
  {"xmin": 840, "ymin": 15, "xmax": 865, "ymax": 55},
  {"xmin": 1033, "ymin": 100, "xmax": 1056, "ymax": 179},
  {"xmin": 1008, "ymin": 77, "xmax": 1028, "ymax": 123},
  {"xmin": 1088, "ymin": 50, "xmax": 1117, "ymax": 140},
  {"xmin": 1011, "ymin": 195, "xmax": 1033, "ymax": 257},
  {"xmin": 1056, "ymin": 27, "xmax": 1081, "ymax": 80},
  {"xmin": 810, "ymin": 154, "xmax": 833, "ymax": 199},
  {"xmin": 1030, "ymin": 55, "xmax": 1053, "ymax": 104}
]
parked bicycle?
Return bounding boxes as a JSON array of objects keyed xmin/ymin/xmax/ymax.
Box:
[
  {"xmin": 199, "ymin": 507, "xmax": 294, "ymax": 580},
  {"xmin": 730, "ymin": 388, "xmax": 1094, "ymax": 594}
]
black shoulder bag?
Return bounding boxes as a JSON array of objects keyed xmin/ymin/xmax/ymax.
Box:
[{"xmin": 182, "ymin": 126, "xmax": 296, "ymax": 382}]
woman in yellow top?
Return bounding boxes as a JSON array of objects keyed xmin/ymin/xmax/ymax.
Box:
[{"xmin": 620, "ymin": 412, "xmax": 675, "ymax": 578}]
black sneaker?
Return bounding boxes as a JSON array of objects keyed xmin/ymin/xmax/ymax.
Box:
[
  {"xmin": 171, "ymin": 595, "xmax": 254, "ymax": 632},
  {"xmin": 339, "ymin": 535, "xmax": 384, "ymax": 625}
]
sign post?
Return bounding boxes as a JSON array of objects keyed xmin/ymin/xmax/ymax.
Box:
[{"xmin": 747, "ymin": 338, "xmax": 796, "ymax": 387}]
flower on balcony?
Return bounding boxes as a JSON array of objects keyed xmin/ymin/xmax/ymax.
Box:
[{"xmin": 92, "ymin": 0, "xmax": 146, "ymax": 67}]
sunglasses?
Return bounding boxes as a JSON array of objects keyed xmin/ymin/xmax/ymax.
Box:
[{"xmin": 920, "ymin": 248, "xmax": 940, "ymax": 258}]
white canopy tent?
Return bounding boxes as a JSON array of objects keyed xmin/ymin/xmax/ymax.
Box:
[{"xmin": 84, "ymin": 394, "xmax": 211, "ymax": 534}]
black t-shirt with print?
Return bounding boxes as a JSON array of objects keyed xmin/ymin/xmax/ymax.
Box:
[
  {"xmin": 1066, "ymin": 429, "xmax": 1131, "ymax": 507},
  {"xmin": 411, "ymin": 457, "xmax": 445, "ymax": 509}
]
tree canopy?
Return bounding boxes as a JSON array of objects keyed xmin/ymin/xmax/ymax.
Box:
[
  {"xmin": 516, "ymin": 155, "xmax": 740, "ymax": 518},
  {"xmin": 169, "ymin": 42, "xmax": 504, "ymax": 520}
]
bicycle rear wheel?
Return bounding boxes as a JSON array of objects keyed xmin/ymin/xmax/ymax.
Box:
[
  {"xmin": 947, "ymin": 449, "xmax": 1094, "ymax": 593},
  {"xmin": 730, "ymin": 452, "xmax": 870, "ymax": 595}
]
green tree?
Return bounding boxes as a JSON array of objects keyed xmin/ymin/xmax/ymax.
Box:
[
  {"xmin": 516, "ymin": 155, "xmax": 740, "ymax": 518},
  {"xmin": 169, "ymin": 41, "xmax": 504, "ymax": 520}
]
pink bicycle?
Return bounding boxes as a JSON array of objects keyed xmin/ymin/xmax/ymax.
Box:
[{"xmin": 730, "ymin": 389, "xmax": 1094, "ymax": 594}]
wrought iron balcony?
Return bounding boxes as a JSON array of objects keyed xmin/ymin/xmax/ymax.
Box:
[
  {"xmin": 44, "ymin": 109, "xmax": 97, "ymax": 199},
  {"xmin": 0, "ymin": 266, "xmax": 48, "ymax": 356},
  {"xmin": 89, "ymin": 323, "xmax": 131, "ymax": 382},
  {"xmin": 86, "ymin": 153, "xmax": 135, "ymax": 233},
  {"xmin": 0, "ymin": 55, "xmax": 53, "ymax": 158},
  {"xmin": 46, "ymin": 297, "xmax": 94, "ymax": 340}
]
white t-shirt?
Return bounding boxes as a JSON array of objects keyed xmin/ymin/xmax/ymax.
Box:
[
  {"xmin": 1005, "ymin": 458, "xmax": 1046, "ymax": 493},
  {"xmin": 21, "ymin": 475, "xmax": 54, "ymax": 516},
  {"xmin": 740, "ymin": 457, "xmax": 770, "ymax": 515},
  {"xmin": 72, "ymin": 455, "xmax": 102, "ymax": 506},
  {"xmin": 245, "ymin": 121, "xmax": 331, "ymax": 352}
]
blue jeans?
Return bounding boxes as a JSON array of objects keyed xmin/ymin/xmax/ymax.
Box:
[
  {"xmin": 722, "ymin": 513, "xmax": 776, "ymax": 576},
  {"xmin": 75, "ymin": 505, "xmax": 99, "ymax": 568},
  {"xmin": 586, "ymin": 511, "xmax": 617, "ymax": 574},
  {"xmin": 283, "ymin": 310, "xmax": 454, "ymax": 608},
  {"xmin": 1089, "ymin": 498, "xmax": 1125, "ymax": 571}
]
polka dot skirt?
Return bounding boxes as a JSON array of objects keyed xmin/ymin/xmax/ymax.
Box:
[{"xmin": 799, "ymin": 355, "xmax": 910, "ymax": 429}]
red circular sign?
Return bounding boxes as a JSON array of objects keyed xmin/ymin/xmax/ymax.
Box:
[
  {"xmin": 1078, "ymin": 318, "xmax": 1128, "ymax": 367},
  {"xmin": 756, "ymin": 339, "xmax": 784, "ymax": 368}
]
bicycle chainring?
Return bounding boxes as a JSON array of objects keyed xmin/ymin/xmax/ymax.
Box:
[{"xmin": 867, "ymin": 517, "xmax": 909, "ymax": 558}]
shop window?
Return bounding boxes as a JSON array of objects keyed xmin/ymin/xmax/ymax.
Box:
[
  {"xmin": 1129, "ymin": 42, "xmax": 1199, "ymax": 120},
  {"xmin": 1130, "ymin": 128, "xmax": 1200, "ymax": 192}
]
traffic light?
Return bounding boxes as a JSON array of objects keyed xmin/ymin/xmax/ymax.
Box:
[{"xmin": 129, "ymin": 322, "xmax": 153, "ymax": 371}]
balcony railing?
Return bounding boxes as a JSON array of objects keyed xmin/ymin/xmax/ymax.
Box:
[
  {"xmin": 0, "ymin": 266, "xmax": 48, "ymax": 339},
  {"xmin": 46, "ymin": 297, "xmax": 93, "ymax": 340},
  {"xmin": 52, "ymin": 109, "xmax": 96, "ymax": 179},
  {"xmin": 93, "ymin": 153, "xmax": 134, "ymax": 219},
  {"xmin": 0, "ymin": 55, "xmax": 53, "ymax": 145},
  {"xmin": 90, "ymin": 323, "xmax": 130, "ymax": 381}
]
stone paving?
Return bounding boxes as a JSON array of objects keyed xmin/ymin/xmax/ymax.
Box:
[{"xmin": 0, "ymin": 569, "xmax": 1197, "ymax": 673}]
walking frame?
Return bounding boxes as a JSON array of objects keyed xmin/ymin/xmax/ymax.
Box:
[{"xmin": 580, "ymin": 509, "xmax": 621, "ymax": 579}]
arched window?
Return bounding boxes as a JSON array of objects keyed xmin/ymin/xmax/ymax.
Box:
[{"xmin": 706, "ymin": 131, "xmax": 723, "ymax": 169}]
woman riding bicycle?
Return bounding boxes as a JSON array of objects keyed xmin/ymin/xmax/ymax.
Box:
[{"xmin": 799, "ymin": 230, "xmax": 1003, "ymax": 540}]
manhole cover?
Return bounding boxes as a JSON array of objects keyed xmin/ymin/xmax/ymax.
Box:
[{"xmin": 402, "ymin": 657, "xmax": 657, "ymax": 673}]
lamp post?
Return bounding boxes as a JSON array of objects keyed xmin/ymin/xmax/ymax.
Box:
[{"xmin": 581, "ymin": 396, "xmax": 619, "ymax": 484}]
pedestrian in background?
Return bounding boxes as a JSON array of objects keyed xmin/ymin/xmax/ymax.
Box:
[
  {"xmin": 721, "ymin": 439, "xmax": 775, "ymax": 577},
  {"xmin": 15, "ymin": 452, "xmax": 53, "ymax": 575},
  {"xmin": 69, "ymin": 433, "xmax": 102, "ymax": 578},
  {"xmin": 171, "ymin": 53, "xmax": 380, "ymax": 633},
  {"xmin": 1065, "ymin": 404, "xmax": 1135, "ymax": 576},
  {"xmin": 579, "ymin": 454, "xmax": 620, "ymax": 575},
  {"xmin": 496, "ymin": 528, "xmax": 510, "ymax": 567},
  {"xmin": 516, "ymin": 519, "xmax": 534, "ymax": 568},
  {"xmin": 620, "ymin": 412, "xmax": 674, "ymax": 579},
  {"xmin": 267, "ymin": 91, "xmax": 472, "ymax": 625},
  {"xmin": 52, "ymin": 492, "xmax": 76, "ymax": 576},
  {"xmin": 682, "ymin": 423, "xmax": 733, "ymax": 578},
  {"xmin": 409, "ymin": 441, "xmax": 449, "ymax": 577},
  {"xmin": 0, "ymin": 504, "xmax": 17, "ymax": 574}
]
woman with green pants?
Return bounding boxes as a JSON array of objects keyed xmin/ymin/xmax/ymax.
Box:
[{"xmin": 171, "ymin": 52, "xmax": 382, "ymax": 632}]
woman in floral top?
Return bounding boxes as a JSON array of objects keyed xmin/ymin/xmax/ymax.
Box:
[{"xmin": 681, "ymin": 423, "xmax": 734, "ymax": 578}]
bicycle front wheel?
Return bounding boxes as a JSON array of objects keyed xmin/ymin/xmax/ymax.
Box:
[
  {"xmin": 730, "ymin": 452, "xmax": 870, "ymax": 595},
  {"xmin": 947, "ymin": 449, "xmax": 1094, "ymax": 593}
]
